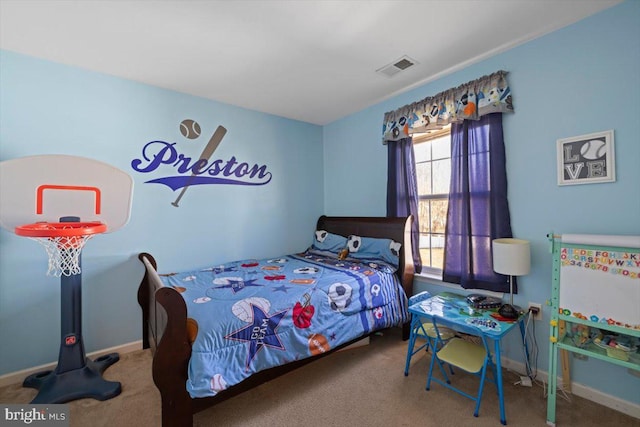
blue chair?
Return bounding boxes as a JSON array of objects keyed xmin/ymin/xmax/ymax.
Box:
[{"xmin": 425, "ymin": 316, "xmax": 498, "ymax": 419}]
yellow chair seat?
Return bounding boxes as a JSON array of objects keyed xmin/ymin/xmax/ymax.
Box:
[
  {"xmin": 418, "ymin": 321, "xmax": 456, "ymax": 340},
  {"xmin": 404, "ymin": 319, "xmax": 456, "ymax": 376},
  {"xmin": 436, "ymin": 337, "xmax": 487, "ymax": 373}
]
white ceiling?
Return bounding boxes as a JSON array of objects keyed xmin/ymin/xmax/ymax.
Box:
[{"xmin": 0, "ymin": 0, "xmax": 622, "ymax": 125}]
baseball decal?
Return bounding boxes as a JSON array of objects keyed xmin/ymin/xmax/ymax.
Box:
[
  {"xmin": 180, "ymin": 119, "xmax": 201, "ymax": 139},
  {"xmin": 210, "ymin": 373, "xmax": 228, "ymax": 393},
  {"xmin": 579, "ymin": 139, "xmax": 607, "ymax": 160}
]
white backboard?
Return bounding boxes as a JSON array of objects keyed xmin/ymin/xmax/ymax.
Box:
[{"xmin": 0, "ymin": 155, "xmax": 133, "ymax": 233}]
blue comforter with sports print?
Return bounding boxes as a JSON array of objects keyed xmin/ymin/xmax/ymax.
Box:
[{"xmin": 159, "ymin": 250, "xmax": 409, "ymax": 398}]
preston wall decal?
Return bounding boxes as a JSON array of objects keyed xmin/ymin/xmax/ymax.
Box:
[
  {"xmin": 556, "ymin": 129, "xmax": 615, "ymax": 186},
  {"xmin": 131, "ymin": 119, "xmax": 272, "ymax": 206}
]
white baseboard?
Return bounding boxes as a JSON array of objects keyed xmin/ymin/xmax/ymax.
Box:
[
  {"xmin": 500, "ymin": 356, "xmax": 640, "ymax": 419},
  {"xmin": 0, "ymin": 340, "xmax": 143, "ymax": 388}
]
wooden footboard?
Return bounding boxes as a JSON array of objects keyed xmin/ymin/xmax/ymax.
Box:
[
  {"xmin": 137, "ymin": 216, "xmax": 415, "ymax": 427},
  {"xmin": 138, "ymin": 253, "xmax": 193, "ymax": 426}
]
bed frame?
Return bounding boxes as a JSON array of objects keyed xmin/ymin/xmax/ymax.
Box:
[{"xmin": 137, "ymin": 215, "xmax": 415, "ymax": 426}]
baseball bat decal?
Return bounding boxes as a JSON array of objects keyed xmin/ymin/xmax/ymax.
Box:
[{"xmin": 171, "ymin": 125, "xmax": 227, "ymax": 207}]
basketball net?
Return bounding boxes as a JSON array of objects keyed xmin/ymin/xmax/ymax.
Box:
[
  {"xmin": 15, "ymin": 221, "xmax": 106, "ymax": 277},
  {"xmin": 30, "ymin": 234, "xmax": 94, "ymax": 277}
]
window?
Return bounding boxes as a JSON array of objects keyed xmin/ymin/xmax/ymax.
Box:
[{"xmin": 413, "ymin": 126, "xmax": 451, "ymax": 275}]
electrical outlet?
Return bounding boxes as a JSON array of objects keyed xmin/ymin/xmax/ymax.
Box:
[{"xmin": 528, "ymin": 302, "xmax": 542, "ymax": 320}]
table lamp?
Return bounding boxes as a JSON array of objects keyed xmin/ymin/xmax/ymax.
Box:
[{"xmin": 492, "ymin": 238, "xmax": 530, "ymax": 319}]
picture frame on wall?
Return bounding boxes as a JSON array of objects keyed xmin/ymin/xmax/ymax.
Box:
[{"xmin": 556, "ymin": 129, "xmax": 615, "ymax": 186}]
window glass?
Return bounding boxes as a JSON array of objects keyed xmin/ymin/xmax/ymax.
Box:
[
  {"xmin": 414, "ymin": 127, "xmax": 451, "ymax": 273},
  {"xmin": 413, "ymin": 141, "xmax": 432, "ymax": 162},
  {"xmin": 415, "ymin": 162, "xmax": 432, "ymax": 195}
]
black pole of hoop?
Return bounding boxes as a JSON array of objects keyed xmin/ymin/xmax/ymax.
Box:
[{"xmin": 22, "ymin": 216, "xmax": 121, "ymax": 403}]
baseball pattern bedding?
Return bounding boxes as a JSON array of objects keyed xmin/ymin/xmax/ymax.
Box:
[{"xmin": 159, "ymin": 249, "xmax": 409, "ymax": 398}]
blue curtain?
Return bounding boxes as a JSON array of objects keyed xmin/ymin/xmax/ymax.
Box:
[
  {"xmin": 386, "ymin": 137, "xmax": 422, "ymax": 274},
  {"xmin": 442, "ymin": 113, "xmax": 514, "ymax": 292}
]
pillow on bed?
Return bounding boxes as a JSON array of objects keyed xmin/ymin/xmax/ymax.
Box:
[
  {"xmin": 346, "ymin": 234, "xmax": 402, "ymax": 268},
  {"xmin": 311, "ymin": 230, "xmax": 348, "ymax": 254}
]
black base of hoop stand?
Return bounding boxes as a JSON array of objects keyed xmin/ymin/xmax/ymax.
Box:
[{"xmin": 22, "ymin": 217, "xmax": 121, "ymax": 403}]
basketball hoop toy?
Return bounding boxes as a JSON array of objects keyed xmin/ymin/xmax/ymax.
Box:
[
  {"xmin": 15, "ymin": 221, "xmax": 107, "ymax": 277},
  {"xmin": 0, "ymin": 155, "xmax": 134, "ymax": 405}
]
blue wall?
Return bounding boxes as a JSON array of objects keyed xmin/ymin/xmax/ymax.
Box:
[
  {"xmin": 0, "ymin": 0, "xmax": 638, "ymax": 409},
  {"xmin": 324, "ymin": 1, "xmax": 640, "ymax": 405},
  {"xmin": 0, "ymin": 51, "xmax": 323, "ymax": 375}
]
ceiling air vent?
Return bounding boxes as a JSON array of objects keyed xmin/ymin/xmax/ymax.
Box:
[{"xmin": 376, "ymin": 55, "xmax": 418, "ymax": 78}]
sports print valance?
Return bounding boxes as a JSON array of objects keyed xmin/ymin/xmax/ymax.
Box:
[{"xmin": 382, "ymin": 70, "xmax": 514, "ymax": 143}]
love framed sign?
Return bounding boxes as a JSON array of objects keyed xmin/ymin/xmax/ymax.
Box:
[{"xmin": 556, "ymin": 129, "xmax": 615, "ymax": 186}]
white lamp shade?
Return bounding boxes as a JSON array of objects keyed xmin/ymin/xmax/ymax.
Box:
[{"xmin": 492, "ymin": 238, "xmax": 531, "ymax": 276}]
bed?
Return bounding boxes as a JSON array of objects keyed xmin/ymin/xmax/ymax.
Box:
[{"xmin": 137, "ymin": 215, "xmax": 415, "ymax": 426}]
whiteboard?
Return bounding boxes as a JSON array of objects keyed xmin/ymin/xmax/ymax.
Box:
[{"xmin": 558, "ymin": 234, "xmax": 640, "ymax": 329}]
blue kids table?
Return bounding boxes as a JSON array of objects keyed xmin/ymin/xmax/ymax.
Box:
[{"xmin": 408, "ymin": 292, "xmax": 527, "ymax": 425}]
